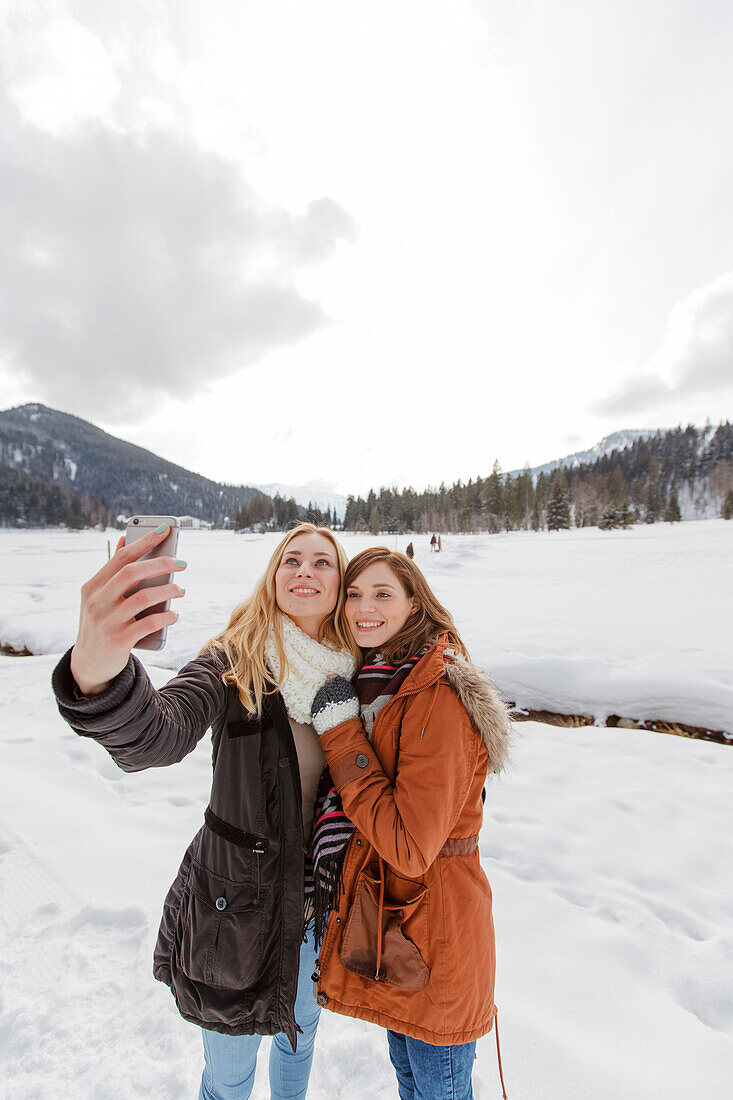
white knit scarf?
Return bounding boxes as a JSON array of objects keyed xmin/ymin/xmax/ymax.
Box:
[{"xmin": 265, "ymin": 613, "xmax": 355, "ymax": 724}]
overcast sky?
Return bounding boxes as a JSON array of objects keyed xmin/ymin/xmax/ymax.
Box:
[{"xmin": 1, "ymin": 0, "xmax": 732, "ymax": 495}]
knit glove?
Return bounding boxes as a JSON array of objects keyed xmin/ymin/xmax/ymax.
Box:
[{"xmin": 311, "ymin": 675, "xmax": 359, "ymax": 736}]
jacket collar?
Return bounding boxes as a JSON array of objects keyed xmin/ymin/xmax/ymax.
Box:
[{"xmin": 393, "ymin": 634, "xmax": 451, "ymax": 697}]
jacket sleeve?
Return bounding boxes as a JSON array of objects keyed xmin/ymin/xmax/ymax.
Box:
[
  {"xmin": 51, "ymin": 646, "xmax": 227, "ymax": 772},
  {"xmin": 318, "ymin": 681, "xmax": 480, "ymax": 877}
]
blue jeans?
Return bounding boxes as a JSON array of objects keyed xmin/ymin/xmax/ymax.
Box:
[
  {"xmin": 387, "ymin": 1030, "xmax": 476, "ymax": 1100},
  {"xmin": 198, "ymin": 934, "xmax": 321, "ymax": 1100}
]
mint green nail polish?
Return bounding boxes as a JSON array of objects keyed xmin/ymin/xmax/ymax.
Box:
[
  {"xmin": 154, "ymin": 522, "xmax": 168, "ymax": 533},
  {"xmin": 175, "ymin": 559, "xmax": 187, "ymax": 567}
]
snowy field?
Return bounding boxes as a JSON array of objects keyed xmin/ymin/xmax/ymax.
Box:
[
  {"xmin": 1, "ymin": 522, "xmax": 731, "ymax": 732},
  {"xmin": 1, "ymin": 522, "xmax": 732, "ymax": 1098}
]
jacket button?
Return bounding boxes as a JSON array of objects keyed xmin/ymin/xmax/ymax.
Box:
[
  {"xmin": 316, "ymin": 993, "xmax": 328, "ymax": 1007},
  {"xmin": 215, "ymin": 897, "xmax": 227, "ymax": 911},
  {"xmin": 356, "ymin": 753, "xmax": 369, "ymax": 768}
]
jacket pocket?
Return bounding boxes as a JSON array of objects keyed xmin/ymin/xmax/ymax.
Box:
[
  {"xmin": 177, "ymin": 860, "xmax": 268, "ymax": 989},
  {"xmin": 340, "ymin": 863, "xmax": 430, "ymax": 991}
]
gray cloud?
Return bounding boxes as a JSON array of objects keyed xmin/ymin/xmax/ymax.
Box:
[
  {"xmin": 672, "ymin": 277, "xmax": 733, "ymax": 395},
  {"xmin": 589, "ymin": 375, "xmax": 672, "ymax": 419},
  {"xmin": 589, "ymin": 272, "xmax": 733, "ymax": 418},
  {"xmin": 0, "ymin": 91, "xmax": 357, "ymax": 420},
  {"xmin": 269, "ymin": 198, "xmax": 360, "ymax": 266}
]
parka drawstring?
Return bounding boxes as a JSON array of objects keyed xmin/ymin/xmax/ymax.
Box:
[
  {"xmin": 374, "ymin": 856, "xmax": 385, "ymax": 980},
  {"xmin": 494, "ymin": 1006, "xmax": 508, "ymax": 1098}
]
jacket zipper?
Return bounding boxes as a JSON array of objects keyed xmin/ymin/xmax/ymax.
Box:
[{"xmin": 272, "ymin": 697, "xmax": 305, "ymax": 1037}]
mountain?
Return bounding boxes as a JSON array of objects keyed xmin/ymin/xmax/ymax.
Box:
[
  {"xmin": 3, "ymin": 404, "xmax": 730, "ymax": 534},
  {"xmin": 0, "ymin": 403, "xmax": 259, "ymax": 526},
  {"xmin": 508, "ymin": 429, "xmax": 655, "ymax": 480},
  {"xmin": 252, "ymin": 480, "xmax": 349, "ymax": 520}
]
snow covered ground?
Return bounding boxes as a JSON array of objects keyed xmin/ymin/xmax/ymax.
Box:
[
  {"xmin": 2, "ymin": 521, "xmax": 731, "ymax": 730},
  {"xmin": 1, "ymin": 522, "xmax": 732, "ymax": 1097}
]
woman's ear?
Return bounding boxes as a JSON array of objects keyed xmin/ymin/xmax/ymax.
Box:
[{"xmin": 410, "ymin": 598, "xmax": 420, "ymax": 616}]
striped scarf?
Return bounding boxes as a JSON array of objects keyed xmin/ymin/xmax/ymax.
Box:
[{"xmin": 307, "ymin": 649, "xmax": 428, "ymax": 946}]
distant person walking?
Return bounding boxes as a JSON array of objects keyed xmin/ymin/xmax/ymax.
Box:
[
  {"xmin": 430, "ymin": 533, "xmax": 437, "ymax": 552},
  {"xmin": 405, "ymin": 541, "xmax": 414, "ymax": 559},
  {"xmin": 437, "ymin": 534, "xmax": 442, "ymax": 552}
]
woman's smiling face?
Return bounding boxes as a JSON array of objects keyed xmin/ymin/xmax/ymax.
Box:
[
  {"xmin": 345, "ymin": 561, "xmax": 418, "ymax": 648},
  {"xmin": 274, "ymin": 532, "xmax": 341, "ymax": 637}
]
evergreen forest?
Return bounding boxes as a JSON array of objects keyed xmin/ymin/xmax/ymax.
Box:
[
  {"xmin": 339, "ymin": 423, "xmax": 733, "ymax": 534},
  {"xmin": 2, "ymin": 405, "xmax": 731, "ymax": 534}
]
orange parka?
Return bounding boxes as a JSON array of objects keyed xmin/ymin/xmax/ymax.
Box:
[{"xmin": 314, "ymin": 640, "xmax": 512, "ymax": 1047}]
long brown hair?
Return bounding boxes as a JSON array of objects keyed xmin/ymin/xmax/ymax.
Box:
[
  {"xmin": 204, "ymin": 523, "xmax": 360, "ymax": 713},
  {"xmin": 344, "ymin": 546, "xmax": 469, "ymax": 666}
]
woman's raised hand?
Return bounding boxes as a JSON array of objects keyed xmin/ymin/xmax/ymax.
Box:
[{"xmin": 69, "ymin": 525, "xmax": 187, "ymax": 696}]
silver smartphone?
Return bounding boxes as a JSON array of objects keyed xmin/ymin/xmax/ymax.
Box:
[{"xmin": 124, "ymin": 515, "xmax": 181, "ymax": 651}]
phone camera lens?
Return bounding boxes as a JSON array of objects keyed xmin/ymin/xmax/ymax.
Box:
[{"xmin": 133, "ymin": 518, "xmax": 139, "ymax": 525}]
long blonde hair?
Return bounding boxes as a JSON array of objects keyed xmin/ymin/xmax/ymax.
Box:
[
  {"xmin": 344, "ymin": 546, "xmax": 469, "ymax": 666},
  {"xmin": 204, "ymin": 523, "xmax": 359, "ymax": 714}
]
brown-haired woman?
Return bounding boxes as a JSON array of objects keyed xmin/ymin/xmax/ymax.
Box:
[
  {"xmin": 309, "ymin": 547, "xmax": 512, "ymax": 1100},
  {"xmin": 52, "ymin": 522, "xmax": 360, "ymax": 1100}
]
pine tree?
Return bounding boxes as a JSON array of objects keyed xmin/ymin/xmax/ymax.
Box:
[
  {"xmin": 610, "ymin": 466, "xmax": 629, "ymax": 508},
  {"xmin": 664, "ymin": 488, "xmax": 681, "ymax": 523},
  {"xmin": 66, "ymin": 493, "xmax": 86, "ymax": 530},
  {"xmin": 503, "ymin": 477, "xmax": 519, "ymax": 531},
  {"xmin": 517, "ymin": 466, "xmax": 534, "ymax": 529},
  {"xmin": 534, "ymin": 471, "xmax": 549, "ymax": 520},
  {"xmin": 369, "ymin": 507, "xmax": 380, "ymax": 534},
  {"xmin": 644, "ymin": 455, "xmax": 662, "ymax": 523},
  {"xmin": 484, "ymin": 457, "xmax": 501, "ymax": 521},
  {"xmin": 619, "ymin": 502, "xmax": 635, "ymax": 528},
  {"xmin": 343, "ymin": 495, "xmax": 359, "ymax": 530},
  {"xmin": 547, "ymin": 470, "xmax": 571, "ymax": 531},
  {"xmin": 722, "ymin": 489, "xmax": 733, "ymax": 520}
]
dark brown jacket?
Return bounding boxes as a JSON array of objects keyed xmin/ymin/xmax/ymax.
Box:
[
  {"xmin": 52, "ymin": 648, "xmax": 308, "ymax": 1050},
  {"xmin": 314, "ymin": 641, "xmax": 512, "ymax": 1046}
]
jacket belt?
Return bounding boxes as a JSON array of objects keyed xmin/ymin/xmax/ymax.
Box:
[{"xmin": 438, "ymin": 835, "xmax": 478, "ymax": 857}]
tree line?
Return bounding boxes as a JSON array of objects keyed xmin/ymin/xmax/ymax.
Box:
[
  {"xmin": 0, "ymin": 465, "xmax": 111, "ymax": 529},
  {"xmin": 340, "ymin": 423, "xmax": 733, "ymax": 534},
  {"xmin": 3, "ymin": 421, "xmax": 731, "ymax": 533},
  {"xmin": 232, "ymin": 493, "xmax": 339, "ymax": 532}
]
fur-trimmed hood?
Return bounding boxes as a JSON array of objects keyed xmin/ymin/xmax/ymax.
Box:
[{"xmin": 444, "ymin": 651, "xmax": 513, "ymax": 775}]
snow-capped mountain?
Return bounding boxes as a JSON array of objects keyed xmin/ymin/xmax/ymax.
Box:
[
  {"xmin": 252, "ymin": 480, "xmax": 349, "ymax": 520},
  {"xmin": 0, "ymin": 402, "xmax": 261, "ymax": 525},
  {"xmin": 509, "ymin": 429, "xmax": 655, "ymax": 480}
]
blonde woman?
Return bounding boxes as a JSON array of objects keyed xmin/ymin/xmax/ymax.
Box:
[{"xmin": 52, "ymin": 523, "xmax": 360, "ymax": 1100}]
